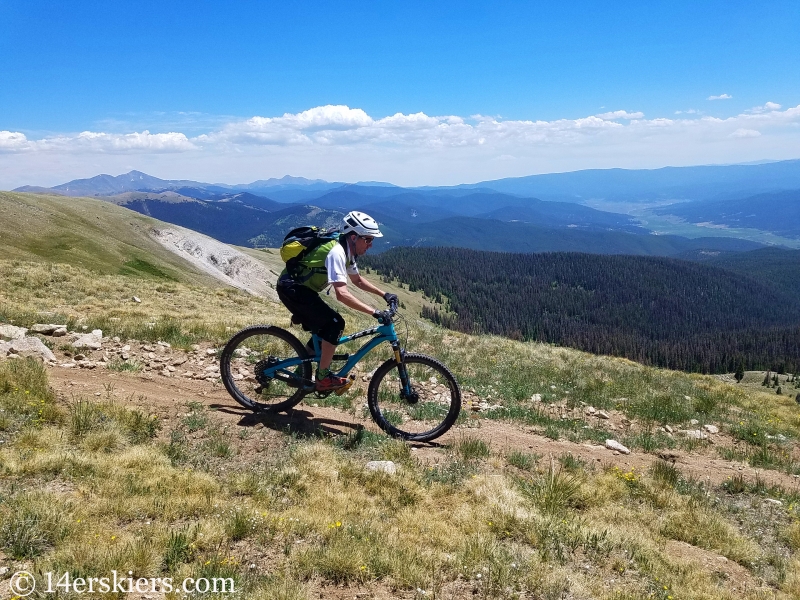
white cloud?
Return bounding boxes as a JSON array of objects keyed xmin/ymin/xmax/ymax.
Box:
[
  {"xmin": 202, "ymin": 107, "xmax": 628, "ymax": 150},
  {"xmin": 1, "ymin": 130, "xmax": 195, "ymax": 154},
  {"xmin": 66, "ymin": 130, "xmax": 195, "ymax": 153},
  {"xmin": 730, "ymin": 128, "xmax": 761, "ymax": 138},
  {"xmin": 748, "ymin": 101, "xmax": 782, "ymax": 114},
  {"xmin": 675, "ymin": 109, "xmax": 700, "ymax": 115},
  {"xmin": 708, "ymin": 94, "xmax": 733, "ymax": 100},
  {"xmin": 0, "ymin": 131, "xmax": 31, "ymax": 152},
  {"xmin": 596, "ymin": 110, "xmax": 644, "ymax": 120},
  {"xmin": 3, "ymin": 103, "xmax": 800, "ymax": 188}
]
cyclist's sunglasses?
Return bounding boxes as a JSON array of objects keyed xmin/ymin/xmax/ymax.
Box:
[{"xmin": 359, "ymin": 235, "xmax": 375, "ymax": 245}]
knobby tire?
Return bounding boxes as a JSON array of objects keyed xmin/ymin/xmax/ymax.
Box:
[
  {"xmin": 367, "ymin": 352, "xmax": 461, "ymax": 442},
  {"xmin": 220, "ymin": 325, "xmax": 311, "ymax": 412}
]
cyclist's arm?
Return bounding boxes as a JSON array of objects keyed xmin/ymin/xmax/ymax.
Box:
[
  {"xmin": 349, "ymin": 273, "xmax": 386, "ymax": 298},
  {"xmin": 332, "ymin": 282, "xmax": 378, "ymax": 315}
]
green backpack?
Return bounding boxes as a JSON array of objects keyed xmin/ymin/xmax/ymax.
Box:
[{"xmin": 280, "ymin": 226, "xmax": 341, "ymax": 291}]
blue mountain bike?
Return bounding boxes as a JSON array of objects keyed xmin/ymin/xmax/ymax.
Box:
[{"xmin": 220, "ymin": 303, "xmax": 462, "ymax": 442}]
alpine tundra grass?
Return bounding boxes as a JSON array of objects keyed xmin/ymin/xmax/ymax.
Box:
[
  {"xmin": 2, "ymin": 217, "xmax": 800, "ymax": 597},
  {"xmin": 2, "ymin": 354, "xmax": 800, "ymax": 598}
]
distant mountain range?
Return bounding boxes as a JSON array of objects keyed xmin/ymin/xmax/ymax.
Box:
[
  {"xmin": 70, "ymin": 191, "xmax": 765, "ymax": 257},
  {"xmin": 16, "ymin": 158, "xmax": 800, "ymax": 203},
  {"xmin": 434, "ymin": 159, "xmax": 800, "ymax": 203},
  {"xmin": 13, "ymin": 171, "xmax": 346, "ymax": 200},
  {"xmin": 10, "ymin": 160, "xmax": 800, "ymax": 256}
]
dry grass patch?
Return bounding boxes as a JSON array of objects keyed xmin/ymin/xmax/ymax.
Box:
[
  {"xmin": 0, "ymin": 490, "xmax": 74, "ymax": 559},
  {"xmin": 661, "ymin": 502, "xmax": 760, "ymax": 567},
  {"xmin": 0, "ymin": 259, "xmax": 284, "ymax": 346},
  {"xmin": 1, "ymin": 391, "xmax": 799, "ymax": 598}
]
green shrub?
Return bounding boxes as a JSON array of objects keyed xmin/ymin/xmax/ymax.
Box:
[
  {"xmin": 507, "ymin": 451, "xmax": 540, "ymax": 471},
  {"xmin": 162, "ymin": 526, "xmax": 197, "ymax": 572},
  {"xmin": 225, "ymin": 508, "xmax": 257, "ymax": 541},
  {"xmin": 120, "ymin": 409, "xmax": 162, "ymax": 444},
  {"xmin": 69, "ymin": 399, "xmax": 105, "ymax": 440},
  {"xmin": 0, "ymin": 357, "xmax": 62, "ymax": 431},
  {"xmin": 106, "ymin": 358, "xmax": 143, "ymax": 373},
  {"xmin": 453, "ymin": 436, "xmax": 490, "ymax": 461},
  {"xmin": 518, "ymin": 463, "xmax": 584, "ymax": 515},
  {"xmin": 650, "ymin": 460, "xmax": 681, "ymax": 487}
]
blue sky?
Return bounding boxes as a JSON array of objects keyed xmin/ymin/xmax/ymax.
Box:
[{"xmin": 1, "ymin": 0, "xmax": 799, "ymax": 187}]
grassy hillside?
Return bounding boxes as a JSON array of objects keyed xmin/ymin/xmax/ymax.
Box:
[
  {"xmin": 2, "ymin": 264, "xmax": 800, "ymax": 598},
  {"xmin": 0, "ymin": 191, "xmax": 221, "ymax": 285},
  {"xmin": 0, "ymin": 192, "xmax": 444, "ymax": 347},
  {"xmin": 2, "ymin": 194, "xmax": 800, "ymax": 599}
]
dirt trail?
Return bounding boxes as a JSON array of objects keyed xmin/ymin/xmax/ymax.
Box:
[{"xmin": 46, "ymin": 364, "xmax": 800, "ymax": 492}]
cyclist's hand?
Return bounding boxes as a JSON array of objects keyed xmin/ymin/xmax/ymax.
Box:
[
  {"xmin": 383, "ymin": 292, "xmax": 398, "ymax": 307},
  {"xmin": 373, "ymin": 309, "xmax": 393, "ymax": 324}
]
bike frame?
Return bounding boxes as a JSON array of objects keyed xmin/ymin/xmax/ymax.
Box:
[{"xmin": 261, "ymin": 320, "xmax": 410, "ymax": 393}]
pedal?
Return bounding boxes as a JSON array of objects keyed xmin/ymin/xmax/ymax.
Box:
[{"xmin": 334, "ymin": 374, "xmax": 356, "ymax": 396}]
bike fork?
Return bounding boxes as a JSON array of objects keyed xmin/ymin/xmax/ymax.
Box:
[{"xmin": 392, "ymin": 342, "xmax": 412, "ymax": 397}]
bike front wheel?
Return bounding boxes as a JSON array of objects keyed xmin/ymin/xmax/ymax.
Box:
[
  {"xmin": 367, "ymin": 353, "xmax": 461, "ymax": 442},
  {"xmin": 220, "ymin": 325, "xmax": 311, "ymax": 412}
]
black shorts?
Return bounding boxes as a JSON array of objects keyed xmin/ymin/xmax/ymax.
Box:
[{"xmin": 276, "ymin": 281, "xmax": 345, "ymax": 345}]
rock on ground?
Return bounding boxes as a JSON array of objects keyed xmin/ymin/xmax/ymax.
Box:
[
  {"xmin": 365, "ymin": 461, "xmax": 397, "ymax": 475},
  {"xmin": 1, "ymin": 337, "xmax": 57, "ymax": 362},
  {"xmin": 605, "ymin": 439, "xmax": 631, "ymax": 455},
  {"xmin": 72, "ymin": 332, "xmax": 103, "ymax": 350},
  {"xmin": 679, "ymin": 429, "xmax": 708, "ymax": 440},
  {"xmin": 30, "ymin": 323, "xmax": 67, "ymax": 335},
  {"xmin": 0, "ymin": 324, "xmax": 28, "ymax": 341}
]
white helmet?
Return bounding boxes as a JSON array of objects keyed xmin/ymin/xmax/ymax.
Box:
[{"xmin": 342, "ymin": 211, "xmax": 383, "ymax": 238}]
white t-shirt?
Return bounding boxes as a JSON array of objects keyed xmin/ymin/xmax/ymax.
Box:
[{"xmin": 325, "ymin": 242, "xmax": 358, "ymax": 284}]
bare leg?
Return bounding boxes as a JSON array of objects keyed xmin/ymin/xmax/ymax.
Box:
[{"xmin": 319, "ymin": 340, "xmax": 335, "ymax": 372}]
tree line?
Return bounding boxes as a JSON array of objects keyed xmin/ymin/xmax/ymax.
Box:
[{"xmin": 361, "ymin": 247, "xmax": 800, "ymax": 374}]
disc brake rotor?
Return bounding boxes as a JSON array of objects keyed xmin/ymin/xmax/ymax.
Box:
[
  {"xmin": 254, "ymin": 357, "xmax": 278, "ymax": 387},
  {"xmin": 403, "ymin": 388, "xmax": 420, "ymax": 404}
]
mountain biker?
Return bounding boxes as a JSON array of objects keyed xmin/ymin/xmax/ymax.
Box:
[{"xmin": 276, "ymin": 211, "xmax": 398, "ymax": 392}]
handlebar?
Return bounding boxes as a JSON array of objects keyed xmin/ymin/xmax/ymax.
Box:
[{"xmin": 374, "ymin": 298, "xmax": 399, "ymax": 325}]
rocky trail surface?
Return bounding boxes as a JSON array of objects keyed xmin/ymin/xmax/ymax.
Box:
[{"xmin": 32, "ymin": 332, "xmax": 800, "ymax": 493}]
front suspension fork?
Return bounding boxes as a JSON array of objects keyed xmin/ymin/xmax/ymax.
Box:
[{"xmin": 392, "ymin": 342, "xmax": 412, "ymax": 397}]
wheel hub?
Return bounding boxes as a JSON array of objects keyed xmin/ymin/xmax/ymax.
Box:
[
  {"xmin": 254, "ymin": 356, "xmax": 278, "ymax": 387},
  {"xmin": 403, "ymin": 388, "xmax": 420, "ymax": 404}
]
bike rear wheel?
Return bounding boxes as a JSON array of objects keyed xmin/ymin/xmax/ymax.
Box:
[
  {"xmin": 367, "ymin": 353, "xmax": 461, "ymax": 442},
  {"xmin": 220, "ymin": 325, "xmax": 311, "ymax": 412}
]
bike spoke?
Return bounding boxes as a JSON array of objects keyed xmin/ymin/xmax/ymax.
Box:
[
  {"xmin": 369, "ymin": 354, "xmax": 461, "ymax": 441},
  {"xmin": 220, "ymin": 327, "xmax": 311, "ymax": 412}
]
